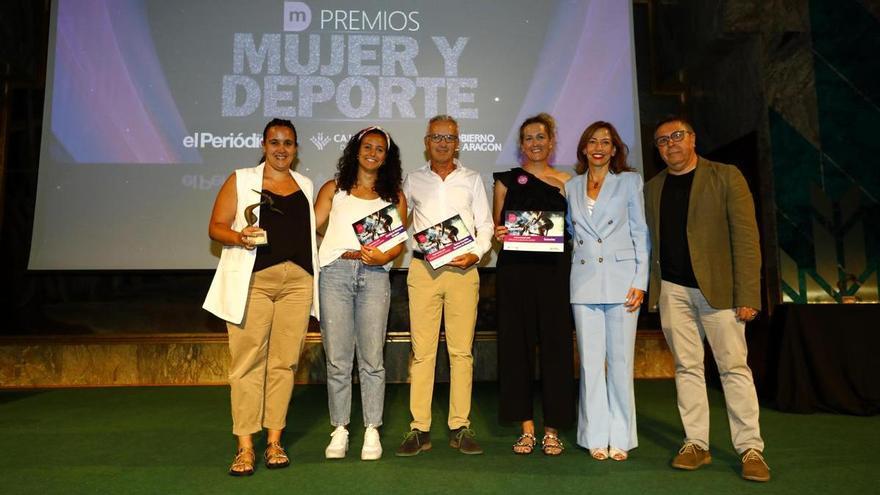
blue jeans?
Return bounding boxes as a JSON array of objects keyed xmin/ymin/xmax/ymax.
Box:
[{"xmin": 319, "ymin": 258, "xmax": 390, "ymax": 427}]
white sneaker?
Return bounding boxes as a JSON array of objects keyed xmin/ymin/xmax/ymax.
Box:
[
  {"xmin": 361, "ymin": 426, "xmax": 382, "ymax": 461},
  {"xmin": 325, "ymin": 426, "xmax": 349, "ymax": 459}
]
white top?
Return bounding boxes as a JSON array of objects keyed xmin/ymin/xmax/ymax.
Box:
[
  {"xmin": 586, "ymin": 196, "xmax": 596, "ymax": 217},
  {"xmin": 203, "ymin": 164, "xmax": 320, "ymax": 324},
  {"xmin": 319, "ymin": 189, "xmax": 391, "ymax": 269},
  {"xmin": 402, "ymin": 159, "xmax": 494, "ymax": 258}
]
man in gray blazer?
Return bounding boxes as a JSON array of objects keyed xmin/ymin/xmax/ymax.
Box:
[{"xmin": 644, "ymin": 116, "xmax": 770, "ymax": 482}]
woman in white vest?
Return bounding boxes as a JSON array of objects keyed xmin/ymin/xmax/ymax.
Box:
[
  {"xmin": 203, "ymin": 119, "xmax": 319, "ymax": 476},
  {"xmin": 313, "ymin": 126, "xmax": 406, "ymax": 461}
]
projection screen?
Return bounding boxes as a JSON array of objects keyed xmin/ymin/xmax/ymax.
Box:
[{"xmin": 30, "ymin": 0, "xmax": 642, "ymax": 269}]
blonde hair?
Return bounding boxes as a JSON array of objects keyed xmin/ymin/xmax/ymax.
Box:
[{"xmin": 518, "ymin": 113, "xmax": 556, "ymax": 144}]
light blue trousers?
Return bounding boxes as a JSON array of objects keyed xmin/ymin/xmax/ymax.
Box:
[
  {"xmin": 319, "ymin": 258, "xmax": 390, "ymax": 427},
  {"xmin": 573, "ymin": 303, "xmax": 639, "ymax": 451}
]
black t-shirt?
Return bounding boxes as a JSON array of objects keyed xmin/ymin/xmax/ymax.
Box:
[
  {"xmin": 659, "ymin": 170, "xmax": 698, "ymax": 288},
  {"xmin": 252, "ymin": 189, "xmax": 313, "ymax": 274}
]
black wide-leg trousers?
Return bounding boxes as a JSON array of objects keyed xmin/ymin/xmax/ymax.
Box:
[{"xmin": 496, "ymin": 262, "xmax": 575, "ymax": 428}]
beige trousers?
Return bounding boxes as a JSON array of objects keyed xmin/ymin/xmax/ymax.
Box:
[
  {"xmin": 227, "ymin": 261, "xmax": 313, "ymax": 436},
  {"xmin": 659, "ymin": 280, "xmax": 764, "ymax": 454},
  {"xmin": 406, "ymin": 259, "xmax": 480, "ymax": 431}
]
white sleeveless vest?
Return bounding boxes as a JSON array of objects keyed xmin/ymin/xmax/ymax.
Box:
[{"xmin": 202, "ymin": 164, "xmax": 320, "ymax": 324}]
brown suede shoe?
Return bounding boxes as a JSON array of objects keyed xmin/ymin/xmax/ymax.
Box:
[
  {"xmin": 741, "ymin": 448, "xmax": 771, "ymax": 482},
  {"xmin": 395, "ymin": 430, "xmax": 431, "ymax": 457},
  {"xmin": 449, "ymin": 427, "xmax": 484, "ymax": 455},
  {"xmin": 671, "ymin": 443, "xmax": 712, "ymax": 470}
]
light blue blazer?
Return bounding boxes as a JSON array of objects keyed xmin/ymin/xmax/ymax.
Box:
[{"xmin": 566, "ymin": 171, "xmax": 650, "ymax": 304}]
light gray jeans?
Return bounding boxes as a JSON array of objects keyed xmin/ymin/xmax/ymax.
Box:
[
  {"xmin": 659, "ymin": 280, "xmax": 764, "ymax": 454},
  {"xmin": 319, "ymin": 258, "xmax": 390, "ymax": 428}
]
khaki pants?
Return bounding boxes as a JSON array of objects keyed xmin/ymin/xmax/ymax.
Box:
[
  {"xmin": 227, "ymin": 261, "xmax": 313, "ymax": 436},
  {"xmin": 406, "ymin": 259, "xmax": 479, "ymax": 431},
  {"xmin": 659, "ymin": 280, "xmax": 764, "ymax": 454}
]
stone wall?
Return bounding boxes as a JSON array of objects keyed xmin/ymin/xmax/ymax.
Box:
[{"xmin": 0, "ymin": 332, "xmax": 675, "ymax": 388}]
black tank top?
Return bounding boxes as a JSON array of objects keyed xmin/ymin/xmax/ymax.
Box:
[{"xmin": 253, "ymin": 190, "xmax": 313, "ymax": 274}]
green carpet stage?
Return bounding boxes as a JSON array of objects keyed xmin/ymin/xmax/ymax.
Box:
[{"xmin": 1, "ymin": 381, "xmax": 877, "ymax": 494}]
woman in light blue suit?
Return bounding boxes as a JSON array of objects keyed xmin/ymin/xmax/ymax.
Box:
[{"xmin": 566, "ymin": 121, "xmax": 649, "ymax": 461}]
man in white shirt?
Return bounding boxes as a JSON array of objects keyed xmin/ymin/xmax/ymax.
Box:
[{"xmin": 396, "ymin": 115, "xmax": 494, "ymax": 456}]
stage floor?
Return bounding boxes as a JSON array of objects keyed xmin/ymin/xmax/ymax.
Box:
[{"xmin": 0, "ymin": 381, "xmax": 877, "ymax": 494}]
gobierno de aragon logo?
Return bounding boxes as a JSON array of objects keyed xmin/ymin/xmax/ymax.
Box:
[{"xmin": 284, "ymin": 2, "xmax": 312, "ymax": 32}]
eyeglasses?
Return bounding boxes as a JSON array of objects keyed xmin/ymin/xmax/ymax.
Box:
[
  {"xmin": 654, "ymin": 130, "xmax": 692, "ymax": 147},
  {"xmin": 427, "ymin": 133, "xmax": 458, "ymax": 143}
]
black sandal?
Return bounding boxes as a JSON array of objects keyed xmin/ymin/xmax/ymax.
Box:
[{"xmin": 513, "ymin": 433, "xmax": 537, "ymax": 455}]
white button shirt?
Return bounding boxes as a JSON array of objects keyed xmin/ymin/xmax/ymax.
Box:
[{"xmin": 403, "ymin": 159, "xmax": 494, "ymax": 259}]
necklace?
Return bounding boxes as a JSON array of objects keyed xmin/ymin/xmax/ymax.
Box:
[{"xmin": 587, "ymin": 171, "xmax": 605, "ymax": 190}]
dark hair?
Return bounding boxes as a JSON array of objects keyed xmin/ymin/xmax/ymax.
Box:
[
  {"xmin": 653, "ymin": 115, "xmax": 694, "ymax": 134},
  {"xmin": 518, "ymin": 112, "xmax": 556, "ymax": 145},
  {"xmin": 335, "ymin": 127, "xmax": 403, "ymax": 204},
  {"xmin": 575, "ymin": 121, "xmax": 635, "ymax": 175},
  {"xmin": 258, "ymin": 118, "xmax": 298, "ymax": 164}
]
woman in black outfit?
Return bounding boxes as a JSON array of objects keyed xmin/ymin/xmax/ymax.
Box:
[{"xmin": 493, "ymin": 113, "xmax": 575, "ymax": 456}]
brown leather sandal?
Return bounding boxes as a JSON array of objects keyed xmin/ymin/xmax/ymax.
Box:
[
  {"xmin": 264, "ymin": 441, "xmax": 290, "ymax": 469},
  {"xmin": 512, "ymin": 433, "xmax": 537, "ymax": 455},
  {"xmin": 542, "ymin": 433, "xmax": 564, "ymax": 456},
  {"xmin": 228, "ymin": 447, "xmax": 255, "ymax": 476}
]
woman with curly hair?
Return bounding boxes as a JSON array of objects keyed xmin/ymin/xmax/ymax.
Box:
[{"xmin": 314, "ymin": 126, "xmax": 406, "ymax": 461}]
